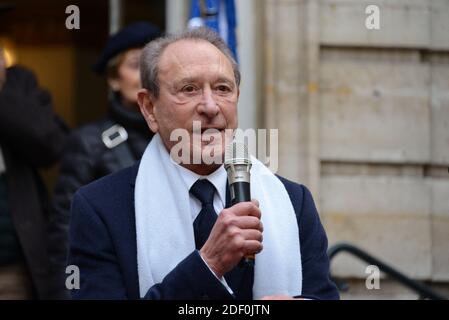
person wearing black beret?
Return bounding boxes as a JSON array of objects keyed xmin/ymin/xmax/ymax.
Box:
[{"xmin": 51, "ymin": 21, "xmax": 162, "ymax": 296}]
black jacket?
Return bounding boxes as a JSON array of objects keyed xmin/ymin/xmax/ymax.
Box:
[
  {"xmin": 0, "ymin": 66, "xmax": 69, "ymax": 299},
  {"xmin": 52, "ymin": 93, "xmax": 153, "ymax": 285},
  {"xmin": 68, "ymin": 162, "xmax": 339, "ymax": 299}
]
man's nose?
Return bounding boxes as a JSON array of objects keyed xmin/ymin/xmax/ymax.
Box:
[{"xmin": 198, "ymin": 87, "xmax": 219, "ymax": 117}]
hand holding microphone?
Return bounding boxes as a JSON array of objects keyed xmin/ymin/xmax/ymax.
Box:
[
  {"xmin": 200, "ymin": 141, "xmax": 263, "ymax": 278},
  {"xmin": 224, "ymin": 141, "xmax": 258, "ymax": 266}
]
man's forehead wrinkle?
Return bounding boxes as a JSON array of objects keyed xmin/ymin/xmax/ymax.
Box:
[
  {"xmin": 217, "ymin": 54, "xmax": 230, "ymax": 80},
  {"xmin": 157, "ymin": 40, "xmax": 235, "ymax": 86},
  {"xmin": 159, "ymin": 46, "xmax": 187, "ymax": 78}
]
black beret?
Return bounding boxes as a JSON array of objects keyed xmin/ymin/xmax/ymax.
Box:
[{"xmin": 92, "ymin": 21, "xmax": 161, "ymax": 75}]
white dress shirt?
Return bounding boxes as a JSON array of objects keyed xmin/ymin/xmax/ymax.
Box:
[{"xmin": 172, "ymin": 162, "xmax": 234, "ymax": 295}]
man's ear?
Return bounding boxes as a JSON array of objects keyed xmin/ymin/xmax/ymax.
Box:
[{"xmin": 137, "ymin": 89, "xmax": 159, "ymax": 133}]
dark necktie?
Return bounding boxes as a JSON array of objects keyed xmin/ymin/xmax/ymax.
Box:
[
  {"xmin": 190, "ymin": 179, "xmax": 253, "ymax": 299},
  {"xmin": 190, "ymin": 179, "xmax": 217, "ymax": 250}
]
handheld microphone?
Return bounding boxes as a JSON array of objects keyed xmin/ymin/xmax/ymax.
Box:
[{"xmin": 224, "ymin": 141, "xmax": 255, "ymax": 265}]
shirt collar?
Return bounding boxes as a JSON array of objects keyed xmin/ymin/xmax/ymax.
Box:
[
  {"xmin": 156, "ymin": 139, "xmax": 227, "ymax": 207},
  {"xmin": 175, "ymin": 162, "xmax": 227, "ymax": 208}
]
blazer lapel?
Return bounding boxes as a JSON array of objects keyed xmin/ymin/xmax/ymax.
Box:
[{"xmin": 120, "ymin": 162, "xmax": 140, "ymax": 299}]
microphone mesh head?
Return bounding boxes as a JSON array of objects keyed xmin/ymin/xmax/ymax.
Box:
[{"xmin": 225, "ymin": 141, "xmax": 251, "ymax": 166}]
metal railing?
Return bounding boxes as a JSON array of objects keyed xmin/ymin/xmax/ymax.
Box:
[{"xmin": 328, "ymin": 242, "xmax": 446, "ymax": 300}]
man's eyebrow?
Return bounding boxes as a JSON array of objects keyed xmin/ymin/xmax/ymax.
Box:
[
  {"xmin": 215, "ymin": 77, "xmax": 235, "ymax": 87},
  {"xmin": 174, "ymin": 76, "xmax": 236, "ymax": 87},
  {"xmin": 174, "ymin": 77, "xmax": 198, "ymax": 86}
]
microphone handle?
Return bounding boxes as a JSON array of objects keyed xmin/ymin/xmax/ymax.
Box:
[
  {"xmin": 230, "ymin": 181, "xmax": 251, "ymax": 205},
  {"xmin": 230, "ymin": 181, "xmax": 255, "ymax": 266}
]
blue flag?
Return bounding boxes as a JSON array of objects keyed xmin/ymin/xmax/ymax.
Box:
[{"xmin": 188, "ymin": 0, "xmax": 238, "ymax": 61}]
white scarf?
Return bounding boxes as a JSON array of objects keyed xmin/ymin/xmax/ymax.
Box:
[{"xmin": 135, "ymin": 134, "xmax": 302, "ymax": 299}]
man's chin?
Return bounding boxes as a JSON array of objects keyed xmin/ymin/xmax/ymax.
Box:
[{"xmin": 195, "ymin": 144, "xmax": 225, "ymax": 164}]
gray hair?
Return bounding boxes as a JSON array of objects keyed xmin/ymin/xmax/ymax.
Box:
[{"xmin": 140, "ymin": 27, "xmax": 240, "ymax": 98}]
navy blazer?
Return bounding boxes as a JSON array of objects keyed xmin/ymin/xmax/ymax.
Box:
[{"xmin": 68, "ymin": 163, "xmax": 339, "ymax": 300}]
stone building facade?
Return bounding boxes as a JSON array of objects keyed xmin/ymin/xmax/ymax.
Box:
[{"xmin": 167, "ymin": 0, "xmax": 449, "ymax": 298}]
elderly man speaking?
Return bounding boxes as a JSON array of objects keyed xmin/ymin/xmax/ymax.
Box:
[{"xmin": 68, "ymin": 27, "xmax": 339, "ymax": 300}]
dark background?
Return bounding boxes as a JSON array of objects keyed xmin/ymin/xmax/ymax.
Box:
[{"xmin": 0, "ymin": 0, "xmax": 165, "ymax": 189}]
